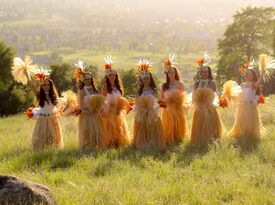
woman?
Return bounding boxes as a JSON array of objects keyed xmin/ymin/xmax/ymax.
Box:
[
  {"xmin": 160, "ymin": 54, "xmax": 186, "ymax": 145},
  {"xmin": 25, "ymin": 68, "xmax": 63, "ymax": 150},
  {"xmin": 75, "ymin": 60, "xmax": 106, "ymax": 149},
  {"xmin": 132, "ymin": 59, "xmax": 165, "ymax": 149},
  {"xmin": 101, "ymin": 56, "xmax": 130, "ymax": 148},
  {"xmin": 191, "ymin": 64, "xmax": 223, "ymax": 145},
  {"xmin": 229, "ymin": 64, "xmax": 263, "ymax": 140}
]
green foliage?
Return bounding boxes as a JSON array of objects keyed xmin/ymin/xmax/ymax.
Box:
[
  {"xmin": 216, "ymin": 7, "xmax": 275, "ymax": 87},
  {"xmin": 0, "ymin": 40, "xmax": 33, "ymax": 116},
  {"xmin": 120, "ymin": 68, "xmax": 137, "ymax": 97},
  {"xmin": 50, "ymin": 63, "xmax": 74, "ymax": 95}
]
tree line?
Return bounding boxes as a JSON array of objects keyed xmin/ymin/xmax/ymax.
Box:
[{"xmin": 0, "ymin": 6, "xmax": 275, "ymax": 115}]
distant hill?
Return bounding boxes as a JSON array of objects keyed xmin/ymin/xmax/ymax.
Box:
[{"xmin": 0, "ymin": 0, "xmax": 274, "ymax": 56}]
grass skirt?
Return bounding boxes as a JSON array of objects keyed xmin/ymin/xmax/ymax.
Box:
[
  {"xmin": 78, "ymin": 111, "xmax": 106, "ymax": 149},
  {"xmin": 103, "ymin": 96, "xmax": 130, "ymax": 148},
  {"xmin": 229, "ymin": 103, "xmax": 261, "ymax": 140},
  {"xmin": 133, "ymin": 96, "xmax": 165, "ymax": 149},
  {"xmin": 161, "ymin": 90, "xmax": 187, "ymax": 145},
  {"xmin": 191, "ymin": 88, "xmax": 223, "ymax": 144},
  {"xmin": 32, "ymin": 116, "xmax": 63, "ymax": 150}
]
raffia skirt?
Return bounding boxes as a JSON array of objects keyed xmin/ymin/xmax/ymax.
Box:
[
  {"xmin": 190, "ymin": 88, "xmax": 223, "ymax": 144},
  {"xmin": 229, "ymin": 103, "xmax": 262, "ymax": 140},
  {"xmin": 133, "ymin": 96, "xmax": 165, "ymax": 149},
  {"xmin": 161, "ymin": 90, "xmax": 187, "ymax": 145},
  {"xmin": 32, "ymin": 116, "xmax": 63, "ymax": 150},
  {"xmin": 78, "ymin": 111, "xmax": 106, "ymax": 149}
]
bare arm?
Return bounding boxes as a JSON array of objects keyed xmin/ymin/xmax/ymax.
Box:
[
  {"xmin": 101, "ymin": 84, "xmax": 107, "ymax": 96},
  {"xmin": 25, "ymin": 70, "xmax": 39, "ymax": 96}
]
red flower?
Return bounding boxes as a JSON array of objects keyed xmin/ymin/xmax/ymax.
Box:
[
  {"xmin": 24, "ymin": 107, "xmax": 33, "ymax": 119},
  {"xmin": 219, "ymin": 96, "xmax": 228, "ymax": 108},
  {"xmin": 158, "ymin": 100, "xmax": 167, "ymax": 108},
  {"xmin": 74, "ymin": 68, "xmax": 84, "ymax": 79},
  {"xmin": 196, "ymin": 58, "xmax": 205, "ymax": 66},
  {"xmin": 35, "ymin": 73, "xmax": 45, "ymax": 79},
  {"xmin": 104, "ymin": 64, "xmax": 112, "ymax": 69},
  {"xmin": 258, "ymin": 95, "xmax": 265, "ymax": 104}
]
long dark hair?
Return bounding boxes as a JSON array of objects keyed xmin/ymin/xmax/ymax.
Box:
[
  {"xmin": 194, "ymin": 66, "xmax": 214, "ymax": 89},
  {"xmin": 104, "ymin": 74, "xmax": 123, "ymax": 95},
  {"xmin": 162, "ymin": 66, "xmax": 180, "ymax": 91},
  {"xmin": 200, "ymin": 66, "xmax": 213, "ymax": 81},
  {"xmin": 77, "ymin": 72, "xmax": 98, "ymax": 93},
  {"xmin": 37, "ymin": 79, "xmax": 58, "ymax": 107},
  {"xmin": 247, "ymin": 69, "xmax": 260, "ymax": 95},
  {"xmin": 137, "ymin": 73, "xmax": 157, "ymax": 96}
]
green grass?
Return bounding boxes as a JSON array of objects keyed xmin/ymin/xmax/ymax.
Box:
[
  {"xmin": 31, "ymin": 48, "xmax": 219, "ymax": 90},
  {"xmin": 0, "ymin": 96, "xmax": 274, "ymax": 204}
]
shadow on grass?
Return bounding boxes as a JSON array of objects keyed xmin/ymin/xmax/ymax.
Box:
[
  {"xmin": 175, "ymin": 142, "xmax": 212, "ymax": 166},
  {"xmin": 1, "ymin": 147, "xmax": 88, "ymax": 171},
  {"xmin": 233, "ymin": 137, "xmax": 260, "ymax": 154},
  {"xmin": 2, "ymin": 139, "xmax": 228, "ymax": 173}
]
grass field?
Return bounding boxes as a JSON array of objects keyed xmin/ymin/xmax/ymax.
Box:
[
  {"xmin": 31, "ymin": 48, "xmax": 218, "ymax": 90},
  {"xmin": 0, "ymin": 96, "xmax": 274, "ymax": 204}
]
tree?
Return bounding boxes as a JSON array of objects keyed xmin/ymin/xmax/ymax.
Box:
[
  {"xmin": 50, "ymin": 63, "xmax": 74, "ymax": 95},
  {"xmin": 0, "ymin": 40, "xmax": 33, "ymax": 116},
  {"xmin": 120, "ymin": 68, "xmax": 137, "ymax": 97},
  {"xmin": 216, "ymin": 7, "xmax": 275, "ymax": 87}
]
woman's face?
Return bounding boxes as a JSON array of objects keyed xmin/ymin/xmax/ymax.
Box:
[
  {"xmin": 42, "ymin": 80, "xmax": 50, "ymax": 93},
  {"xmin": 107, "ymin": 73, "xmax": 116, "ymax": 84},
  {"xmin": 200, "ymin": 67, "xmax": 209, "ymax": 80},
  {"xmin": 246, "ymin": 70, "xmax": 253, "ymax": 82},
  {"xmin": 84, "ymin": 74, "xmax": 92, "ymax": 86},
  {"xmin": 141, "ymin": 75, "xmax": 151, "ymax": 87},
  {"xmin": 167, "ymin": 68, "xmax": 176, "ymax": 81}
]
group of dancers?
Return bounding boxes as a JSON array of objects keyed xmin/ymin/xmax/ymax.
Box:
[{"xmin": 11, "ymin": 53, "xmax": 275, "ymax": 150}]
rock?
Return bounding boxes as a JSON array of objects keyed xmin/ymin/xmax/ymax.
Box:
[{"xmin": 0, "ymin": 175, "xmax": 56, "ymax": 205}]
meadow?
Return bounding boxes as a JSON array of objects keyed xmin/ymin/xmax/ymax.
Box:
[{"xmin": 0, "ymin": 95, "xmax": 274, "ymax": 204}]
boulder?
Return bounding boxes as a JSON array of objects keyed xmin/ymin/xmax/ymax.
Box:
[{"xmin": 0, "ymin": 175, "xmax": 56, "ymax": 205}]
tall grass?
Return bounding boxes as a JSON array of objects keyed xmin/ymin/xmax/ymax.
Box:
[{"xmin": 0, "ymin": 96, "xmax": 274, "ymax": 204}]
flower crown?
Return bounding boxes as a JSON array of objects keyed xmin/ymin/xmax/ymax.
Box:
[
  {"xmin": 31, "ymin": 67, "xmax": 51, "ymax": 83},
  {"xmin": 137, "ymin": 59, "xmax": 151, "ymax": 78},
  {"xmin": 239, "ymin": 59, "xmax": 255, "ymax": 74},
  {"xmin": 104, "ymin": 55, "xmax": 117, "ymax": 76},
  {"xmin": 163, "ymin": 54, "xmax": 177, "ymax": 73},
  {"xmin": 196, "ymin": 53, "xmax": 211, "ymax": 67},
  {"xmin": 74, "ymin": 60, "xmax": 86, "ymax": 81}
]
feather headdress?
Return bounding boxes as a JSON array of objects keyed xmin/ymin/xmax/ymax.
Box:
[
  {"xmin": 74, "ymin": 60, "xmax": 86, "ymax": 81},
  {"xmin": 258, "ymin": 54, "xmax": 275, "ymax": 82},
  {"xmin": 239, "ymin": 59, "xmax": 255, "ymax": 74},
  {"xmin": 104, "ymin": 55, "xmax": 116, "ymax": 76},
  {"xmin": 163, "ymin": 54, "xmax": 177, "ymax": 73},
  {"xmin": 137, "ymin": 59, "xmax": 151, "ymax": 78},
  {"xmin": 31, "ymin": 67, "xmax": 51, "ymax": 83},
  {"xmin": 196, "ymin": 53, "xmax": 211, "ymax": 67},
  {"xmin": 11, "ymin": 56, "xmax": 36, "ymax": 85}
]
